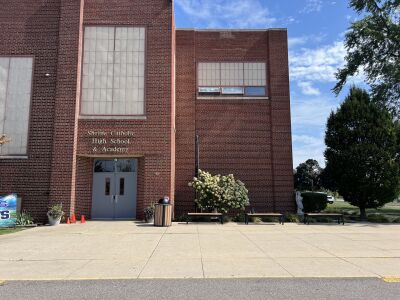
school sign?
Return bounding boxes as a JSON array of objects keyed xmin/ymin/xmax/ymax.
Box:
[{"xmin": 0, "ymin": 194, "xmax": 17, "ymax": 227}]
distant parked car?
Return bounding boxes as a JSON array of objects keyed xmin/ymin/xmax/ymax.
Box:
[{"xmin": 327, "ymin": 195, "xmax": 335, "ymax": 204}]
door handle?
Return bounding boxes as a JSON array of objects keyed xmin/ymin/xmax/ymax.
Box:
[{"xmin": 115, "ymin": 195, "xmax": 118, "ymax": 204}]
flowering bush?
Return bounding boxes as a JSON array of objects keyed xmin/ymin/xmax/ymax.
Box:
[{"xmin": 188, "ymin": 170, "xmax": 249, "ymax": 213}]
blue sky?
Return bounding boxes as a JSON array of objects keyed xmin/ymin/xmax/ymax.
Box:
[{"xmin": 174, "ymin": 0, "xmax": 364, "ymax": 168}]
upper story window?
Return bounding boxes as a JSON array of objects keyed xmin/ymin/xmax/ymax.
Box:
[
  {"xmin": 198, "ymin": 62, "xmax": 267, "ymax": 97},
  {"xmin": 81, "ymin": 26, "xmax": 145, "ymax": 116},
  {"xmin": 0, "ymin": 57, "xmax": 33, "ymax": 156}
]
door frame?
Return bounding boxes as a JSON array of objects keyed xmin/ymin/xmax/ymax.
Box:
[{"xmin": 90, "ymin": 158, "xmax": 138, "ymax": 220}]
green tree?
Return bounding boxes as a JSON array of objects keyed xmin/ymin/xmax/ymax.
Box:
[
  {"xmin": 294, "ymin": 159, "xmax": 322, "ymax": 191},
  {"xmin": 325, "ymin": 87, "xmax": 400, "ymax": 219},
  {"xmin": 333, "ymin": 0, "xmax": 400, "ymax": 115}
]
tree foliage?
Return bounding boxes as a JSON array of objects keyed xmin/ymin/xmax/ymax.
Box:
[
  {"xmin": 294, "ymin": 159, "xmax": 322, "ymax": 191},
  {"xmin": 325, "ymin": 87, "xmax": 400, "ymax": 218},
  {"xmin": 301, "ymin": 192, "xmax": 328, "ymax": 213},
  {"xmin": 333, "ymin": 0, "xmax": 400, "ymax": 115},
  {"xmin": 188, "ymin": 170, "xmax": 249, "ymax": 213}
]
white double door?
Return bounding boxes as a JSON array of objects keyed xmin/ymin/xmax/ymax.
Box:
[{"xmin": 91, "ymin": 159, "xmax": 137, "ymax": 220}]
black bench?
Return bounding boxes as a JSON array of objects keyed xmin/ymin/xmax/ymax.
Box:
[
  {"xmin": 245, "ymin": 213, "xmax": 284, "ymax": 225},
  {"xmin": 186, "ymin": 212, "xmax": 224, "ymax": 224},
  {"xmin": 304, "ymin": 213, "xmax": 344, "ymax": 225}
]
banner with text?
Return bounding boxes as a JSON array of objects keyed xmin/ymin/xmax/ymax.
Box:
[{"xmin": 0, "ymin": 194, "xmax": 17, "ymax": 228}]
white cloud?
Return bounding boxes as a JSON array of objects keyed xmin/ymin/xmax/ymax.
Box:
[
  {"xmin": 281, "ymin": 16, "xmax": 297, "ymax": 26},
  {"xmin": 290, "ymin": 40, "xmax": 366, "ymax": 90},
  {"xmin": 300, "ymin": 0, "xmax": 323, "ymax": 14},
  {"xmin": 292, "ymin": 134, "xmax": 326, "ymax": 167},
  {"xmin": 290, "ymin": 41, "xmax": 346, "ymax": 83},
  {"xmin": 290, "ymin": 96, "xmax": 340, "ymax": 167},
  {"xmin": 175, "ymin": 0, "xmax": 276, "ymax": 28},
  {"xmin": 297, "ymin": 81, "xmax": 321, "ymax": 96},
  {"xmin": 288, "ymin": 33, "xmax": 326, "ymax": 49},
  {"xmin": 288, "ymin": 36, "xmax": 309, "ymax": 48}
]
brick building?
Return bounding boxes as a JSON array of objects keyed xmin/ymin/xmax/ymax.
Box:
[{"xmin": 0, "ymin": 0, "xmax": 294, "ymax": 221}]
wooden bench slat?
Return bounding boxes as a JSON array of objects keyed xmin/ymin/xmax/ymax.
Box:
[
  {"xmin": 306, "ymin": 213, "xmax": 342, "ymax": 216},
  {"xmin": 187, "ymin": 213, "xmax": 222, "ymax": 216},
  {"xmin": 246, "ymin": 213, "xmax": 283, "ymax": 216},
  {"xmin": 245, "ymin": 212, "xmax": 284, "ymax": 225},
  {"xmin": 304, "ymin": 213, "xmax": 344, "ymax": 225},
  {"xmin": 186, "ymin": 212, "xmax": 224, "ymax": 224}
]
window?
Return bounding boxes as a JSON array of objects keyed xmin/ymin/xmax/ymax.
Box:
[
  {"xmin": 221, "ymin": 87, "xmax": 244, "ymax": 95},
  {"xmin": 245, "ymin": 86, "xmax": 266, "ymax": 96},
  {"xmin": 94, "ymin": 159, "xmax": 135, "ymax": 173},
  {"xmin": 94, "ymin": 160, "xmax": 115, "ymax": 172},
  {"xmin": 116, "ymin": 160, "xmax": 135, "ymax": 172},
  {"xmin": 119, "ymin": 178, "xmax": 125, "ymax": 195},
  {"xmin": 198, "ymin": 87, "xmax": 220, "ymax": 95},
  {"xmin": 81, "ymin": 26, "xmax": 145, "ymax": 116},
  {"xmin": 0, "ymin": 57, "xmax": 33, "ymax": 156},
  {"xmin": 198, "ymin": 63, "xmax": 220, "ymax": 87},
  {"xmin": 105, "ymin": 178, "xmax": 111, "ymax": 196},
  {"xmin": 197, "ymin": 62, "xmax": 267, "ymax": 97}
]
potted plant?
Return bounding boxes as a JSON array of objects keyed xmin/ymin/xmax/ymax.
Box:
[
  {"xmin": 16, "ymin": 210, "xmax": 37, "ymax": 227},
  {"xmin": 47, "ymin": 204, "xmax": 64, "ymax": 226},
  {"xmin": 144, "ymin": 203, "xmax": 155, "ymax": 223}
]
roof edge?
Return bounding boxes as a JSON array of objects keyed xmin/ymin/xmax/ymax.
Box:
[{"xmin": 176, "ymin": 28, "xmax": 287, "ymax": 32}]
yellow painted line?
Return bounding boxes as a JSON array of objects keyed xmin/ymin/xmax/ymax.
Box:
[
  {"xmin": 0, "ymin": 276, "xmax": 383, "ymax": 282},
  {"xmin": 383, "ymin": 277, "xmax": 400, "ymax": 283}
]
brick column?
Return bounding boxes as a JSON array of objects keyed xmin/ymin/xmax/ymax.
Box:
[
  {"xmin": 268, "ymin": 30, "xmax": 295, "ymax": 213},
  {"xmin": 174, "ymin": 30, "xmax": 196, "ymax": 216},
  {"xmin": 49, "ymin": 0, "xmax": 84, "ymax": 215}
]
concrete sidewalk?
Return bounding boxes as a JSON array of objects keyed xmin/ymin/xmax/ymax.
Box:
[{"xmin": 0, "ymin": 222, "xmax": 400, "ymax": 280}]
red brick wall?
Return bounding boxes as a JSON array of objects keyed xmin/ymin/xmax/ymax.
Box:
[
  {"xmin": 75, "ymin": 156, "xmax": 93, "ymax": 218},
  {"xmin": 175, "ymin": 30, "xmax": 295, "ymax": 215},
  {"xmin": 268, "ymin": 30, "xmax": 295, "ymax": 212},
  {"xmin": 170, "ymin": 7, "xmax": 176, "ymax": 217},
  {"xmin": 0, "ymin": 0, "xmax": 61, "ymax": 222},
  {"xmin": 136, "ymin": 157, "xmax": 146, "ymax": 219},
  {"xmin": 48, "ymin": 0, "xmax": 84, "ymax": 217},
  {"xmin": 75, "ymin": 0, "xmax": 175, "ymax": 219},
  {"xmin": 174, "ymin": 30, "xmax": 196, "ymax": 216},
  {"xmin": 0, "ymin": 2, "xmax": 293, "ymax": 221}
]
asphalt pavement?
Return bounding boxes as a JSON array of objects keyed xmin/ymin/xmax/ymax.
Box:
[{"xmin": 1, "ymin": 278, "xmax": 400, "ymax": 300}]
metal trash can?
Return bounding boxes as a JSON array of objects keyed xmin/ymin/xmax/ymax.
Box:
[{"xmin": 154, "ymin": 204, "xmax": 172, "ymax": 227}]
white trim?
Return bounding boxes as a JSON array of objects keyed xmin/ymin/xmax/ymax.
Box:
[
  {"xmin": 176, "ymin": 28, "xmax": 287, "ymax": 32},
  {"xmin": 79, "ymin": 115, "xmax": 147, "ymax": 120},
  {"xmin": 197, "ymin": 96, "xmax": 269, "ymax": 100},
  {"xmin": 0, "ymin": 156, "xmax": 28, "ymax": 159}
]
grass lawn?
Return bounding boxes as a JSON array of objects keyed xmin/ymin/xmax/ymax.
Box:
[
  {"xmin": 323, "ymin": 201, "xmax": 400, "ymax": 222},
  {"xmin": 0, "ymin": 228, "xmax": 25, "ymax": 236}
]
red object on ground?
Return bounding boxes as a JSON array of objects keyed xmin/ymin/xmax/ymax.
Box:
[
  {"xmin": 80, "ymin": 215, "xmax": 86, "ymax": 224},
  {"xmin": 71, "ymin": 214, "xmax": 76, "ymax": 223},
  {"xmin": 66, "ymin": 217, "xmax": 70, "ymax": 224}
]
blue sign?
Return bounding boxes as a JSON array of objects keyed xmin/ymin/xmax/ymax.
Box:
[{"xmin": 0, "ymin": 194, "xmax": 17, "ymax": 228}]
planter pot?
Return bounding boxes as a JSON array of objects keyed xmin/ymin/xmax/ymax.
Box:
[
  {"xmin": 47, "ymin": 213, "xmax": 62, "ymax": 226},
  {"xmin": 145, "ymin": 217, "xmax": 154, "ymax": 224}
]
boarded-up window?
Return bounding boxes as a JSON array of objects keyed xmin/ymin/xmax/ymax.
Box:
[
  {"xmin": 0, "ymin": 57, "xmax": 33, "ymax": 156},
  {"xmin": 81, "ymin": 26, "xmax": 146, "ymax": 115}
]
